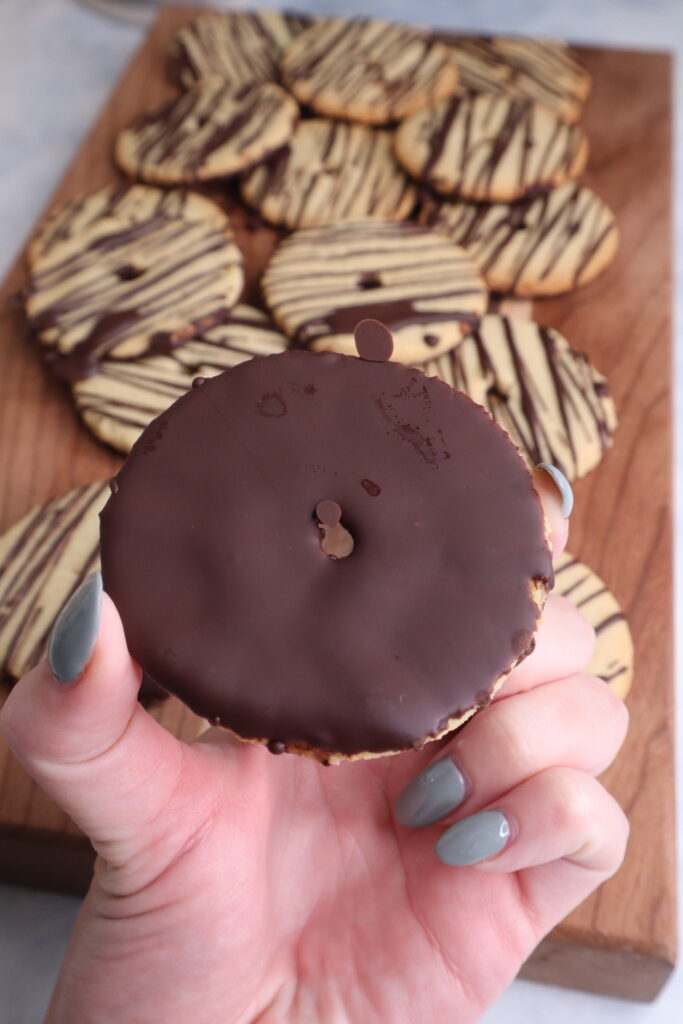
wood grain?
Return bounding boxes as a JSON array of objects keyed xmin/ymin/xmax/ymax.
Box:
[{"xmin": 0, "ymin": 5, "xmax": 675, "ymax": 1000}]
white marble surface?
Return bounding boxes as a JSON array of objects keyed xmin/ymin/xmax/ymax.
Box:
[{"xmin": 0, "ymin": 1, "xmax": 680, "ymax": 1021}]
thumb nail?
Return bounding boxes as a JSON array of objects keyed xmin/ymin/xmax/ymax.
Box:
[
  {"xmin": 48, "ymin": 572, "xmax": 103, "ymax": 684},
  {"xmin": 535, "ymin": 464, "xmax": 574, "ymax": 518}
]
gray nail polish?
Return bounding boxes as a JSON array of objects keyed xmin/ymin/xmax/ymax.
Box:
[
  {"xmin": 395, "ymin": 757, "xmax": 466, "ymax": 828},
  {"xmin": 435, "ymin": 810, "xmax": 510, "ymax": 866},
  {"xmin": 536, "ymin": 463, "xmax": 574, "ymax": 518},
  {"xmin": 48, "ymin": 572, "xmax": 103, "ymax": 684}
]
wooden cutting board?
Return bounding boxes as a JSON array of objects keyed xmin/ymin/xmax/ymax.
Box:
[{"xmin": 0, "ymin": 4, "xmax": 674, "ymax": 1002}]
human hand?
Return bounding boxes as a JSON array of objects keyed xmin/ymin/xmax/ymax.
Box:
[{"xmin": 0, "ymin": 467, "xmax": 629, "ymax": 1024}]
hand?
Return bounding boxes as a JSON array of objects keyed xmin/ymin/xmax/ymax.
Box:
[{"xmin": 0, "ymin": 468, "xmax": 629, "ymax": 1024}]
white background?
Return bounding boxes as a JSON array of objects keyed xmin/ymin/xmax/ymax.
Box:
[{"xmin": 0, "ymin": 1, "xmax": 680, "ymax": 1021}]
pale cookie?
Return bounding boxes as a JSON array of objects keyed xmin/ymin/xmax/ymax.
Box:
[
  {"xmin": 26, "ymin": 206, "xmax": 244, "ymax": 379},
  {"xmin": 449, "ymin": 36, "xmax": 591, "ymax": 123},
  {"xmin": 279, "ymin": 17, "xmax": 459, "ymax": 125},
  {"xmin": 419, "ymin": 314, "xmax": 617, "ymax": 480},
  {"xmin": 116, "ymin": 80, "xmax": 299, "ymax": 184},
  {"xmin": 262, "ymin": 220, "xmax": 487, "ymax": 363},
  {"xmin": 72, "ymin": 305, "xmax": 289, "ymax": 454},
  {"xmin": 169, "ymin": 10, "xmax": 310, "ymax": 90},
  {"xmin": 0, "ymin": 483, "xmax": 108, "ymax": 682},
  {"xmin": 395, "ymin": 93, "xmax": 588, "ymax": 202},
  {"xmin": 420, "ymin": 183, "xmax": 619, "ymax": 296},
  {"xmin": 27, "ymin": 184, "xmax": 227, "ymax": 267},
  {"xmin": 240, "ymin": 119, "xmax": 417, "ymax": 229},
  {"xmin": 553, "ymin": 551, "xmax": 634, "ymax": 699}
]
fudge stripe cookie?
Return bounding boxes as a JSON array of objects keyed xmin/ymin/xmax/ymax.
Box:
[
  {"xmin": 395, "ymin": 93, "xmax": 588, "ymax": 202},
  {"xmin": 554, "ymin": 551, "xmax": 634, "ymax": 699},
  {"xmin": 421, "ymin": 183, "xmax": 619, "ymax": 296},
  {"xmin": 240, "ymin": 120, "xmax": 417, "ymax": 229},
  {"xmin": 279, "ymin": 17, "xmax": 459, "ymax": 125},
  {"xmin": 169, "ymin": 10, "xmax": 310, "ymax": 90},
  {"xmin": 420, "ymin": 314, "xmax": 617, "ymax": 480},
  {"xmin": 26, "ymin": 211, "xmax": 244, "ymax": 379},
  {"xmin": 72, "ymin": 305, "xmax": 289, "ymax": 454},
  {"xmin": 450, "ymin": 37, "xmax": 591, "ymax": 123},
  {"xmin": 0, "ymin": 483, "xmax": 108, "ymax": 682},
  {"xmin": 116, "ymin": 81, "xmax": 299, "ymax": 184},
  {"xmin": 262, "ymin": 220, "xmax": 487, "ymax": 363},
  {"xmin": 28, "ymin": 184, "xmax": 228, "ymax": 267}
]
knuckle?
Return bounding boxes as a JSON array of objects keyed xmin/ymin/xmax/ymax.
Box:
[{"xmin": 549, "ymin": 769, "xmax": 594, "ymax": 834}]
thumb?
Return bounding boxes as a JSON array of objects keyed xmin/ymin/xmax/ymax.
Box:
[{"xmin": 0, "ymin": 573, "xmax": 204, "ymax": 873}]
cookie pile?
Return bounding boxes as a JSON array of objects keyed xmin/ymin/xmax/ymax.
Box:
[{"xmin": 6, "ymin": 10, "xmax": 631, "ymax": 698}]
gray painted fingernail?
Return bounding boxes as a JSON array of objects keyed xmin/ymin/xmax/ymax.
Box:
[
  {"xmin": 48, "ymin": 572, "xmax": 103, "ymax": 684},
  {"xmin": 395, "ymin": 757, "xmax": 466, "ymax": 828},
  {"xmin": 435, "ymin": 810, "xmax": 511, "ymax": 866},
  {"xmin": 536, "ymin": 463, "xmax": 574, "ymax": 518}
]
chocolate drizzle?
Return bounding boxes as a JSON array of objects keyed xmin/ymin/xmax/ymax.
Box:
[{"xmin": 100, "ymin": 349, "xmax": 551, "ymax": 757}]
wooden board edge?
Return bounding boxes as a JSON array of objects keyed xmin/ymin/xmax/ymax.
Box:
[{"xmin": 0, "ymin": 827, "xmax": 94, "ymax": 896}]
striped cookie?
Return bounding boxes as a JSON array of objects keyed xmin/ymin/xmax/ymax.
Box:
[
  {"xmin": 395, "ymin": 93, "xmax": 588, "ymax": 202},
  {"xmin": 169, "ymin": 10, "xmax": 310, "ymax": 90},
  {"xmin": 554, "ymin": 551, "xmax": 633, "ymax": 699},
  {"xmin": 26, "ymin": 204, "xmax": 244, "ymax": 379},
  {"xmin": 0, "ymin": 483, "xmax": 108, "ymax": 682},
  {"xmin": 280, "ymin": 17, "xmax": 459, "ymax": 125},
  {"xmin": 116, "ymin": 80, "xmax": 299, "ymax": 185},
  {"xmin": 240, "ymin": 119, "xmax": 417, "ymax": 229},
  {"xmin": 421, "ymin": 183, "xmax": 619, "ymax": 296},
  {"xmin": 72, "ymin": 305, "xmax": 289, "ymax": 454},
  {"xmin": 262, "ymin": 220, "xmax": 487, "ymax": 363},
  {"xmin": 449, "ymin": 37, "xmax": 591, "ymax": 123},
  {"xmin": 419, "ymin": 314, "xmax": 617, "ymax": 480}
]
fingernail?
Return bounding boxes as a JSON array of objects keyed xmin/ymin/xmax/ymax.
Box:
[
  {"xmin": 48, "ymin": 572, "xmax": 103, "ymax": 684},
  {"xmin": 395, "ymin": 756, "xmax": 466, "ymax": 828},
  {"xmin": 435, "ymin": 810, "xmax": 510, "ymax": 866},
  {"xmin": 536, "ymin": 463, "xmax": 574, "ymax": 518}
]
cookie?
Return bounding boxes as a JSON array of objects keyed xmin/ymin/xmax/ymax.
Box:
[
  {"xmin": 419, "ymin": 314, "xmax": 617, "ymax": 480},
  {"xmin": 240, "ymin": 119, "xmax": 417, "ymax": 229},
  {"xmin": 449, "ymin": 37, "xmax": 591, "ymax": 123},
  {"xmin": 27, "ymin": 184, "xmax": 227, "ymax": 267},
  {"xmin": 26, "ymin": 202, "xmax": 244, "ymax": 380},
  {"xmin": 262, "ymin": 220, "xmax": 487, "ymax": 363},
  {"xmin": 420, "ymin": 183, "xmax": 619, "ymax": 296},
  {"xmin": 100, "ymin": 337, "xmax": 552, "ymax": 761},
  {"xmin": 279, "ymin": 17, "xmax": 459, "ymax": 125},
  {"xmin": 115, "ymin": 80, "xmax": 299, "ymax": 185},
  {"xmin": 169, "ymin": 10, "xmax": 310, "ymax": 91},
  {"xmin": 0, "ymin": 483, "xmax": 108, "ymax": 682},
  {"xmin": 72, "ymin": 305, "xmax": 289, "ymax": 454},
  {"xmin": 553, "ymin": 551, "xmax": 634, "ymax": 699},
  {"xmin": 395, "ymin": 93, "xmax": 588, "ymax": 202}
]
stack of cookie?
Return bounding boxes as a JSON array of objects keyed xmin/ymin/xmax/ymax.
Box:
[{"xmin": 3, "ymin": 10, "xmax": 631, "ymax": 701}]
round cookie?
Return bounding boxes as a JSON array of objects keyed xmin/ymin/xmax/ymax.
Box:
[
  {"xmin": 419, "ymin": 314, "xmax": 617, "ymax": 481},
  {"xmin": 115, "ymin": 80, "xmax": 299, "ymax": 184},
  {"xmin": 279, "ymin": 17, "xmax": 459, "ymax": 125},
  {"xmin": 420, "ymin": 183, "xmax": 619, "ymax": 296},
  {"xmin": 395, "ymin": 93, "xmax": 588, "ymax": 202},
  {"xmin": 240, "ymin": 119, "xmax": 417, "ymax": 229},
  {"xmin": 553, "ymin": 551, "xmax": 633, "ymax": 699},
  {"xmin": 0, "ymin": 483, "xmax": 107, "ymax": 682},
  {"xmin": 449, "ymin": 36, "xmax": 591, "ymax": 123},
  {"xmin": 27, "ymin": 184, "xmax": 228, "ymax": 267},
  {"xmin": 168, "ymin": 10, "xmax": 310, "ymax": 91},
  {"xmin": 72, "ymin": 305, "xmax": 289, "ymax": 454},
  {"xmin": 100, "ymin": 340, "xmax": 552, "ymax": 762},
  {"xmin": 26, "ymin": 203, "xmax": 244, "ymax": 379},
  {"xmin": 261, "ymin": 220, "xmax": 487, "ymax": 363}
]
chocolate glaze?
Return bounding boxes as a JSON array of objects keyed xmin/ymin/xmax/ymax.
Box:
[
  {"xmin": 100, "ymin": 349, "xmax": 551, "ymax": 756},
  {"xmin": 355, "ymin": 319, "xmax": 393, "ymax": 362}
]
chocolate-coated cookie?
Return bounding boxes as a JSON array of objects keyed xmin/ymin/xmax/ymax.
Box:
[
  {"xmin": 395, "ymin": 93, "xmax": 588, "ymax": 202},
  {"xmin": 262, "ymin": 220, "xmax": 487, "ymax": 363},
  {"xmin": 279, "ymin": 17, "xmax": 459, "ymax": 125},
  {"xmin": 420, "ymin": 183, "xmax": 619, "ymax": 296},
  {"xmin": 419, "ymin": 314, "xmax": 617, "ymax": 480},
  {"xmin": 240, "ymin": 119, "xmax": 417, "ymax": 229}
]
